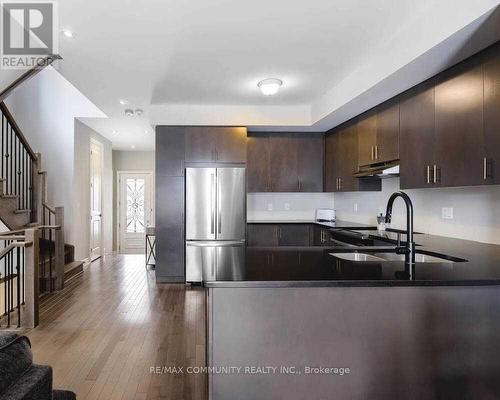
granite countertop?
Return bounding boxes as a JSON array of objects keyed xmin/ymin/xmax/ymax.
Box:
[{"xmin": 206, "ymin": 221, "xmax": 500, "ymax": 288}]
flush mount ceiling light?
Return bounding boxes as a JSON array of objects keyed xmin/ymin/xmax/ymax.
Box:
[
  {"xmin": 119, "ymin": 99, "xmax": 128, "ymax": 105},
  {"xmin": 125, "ymin": 109, "xmax": 134, "ymax": 116},
  {"xmin": 62, "ymin": 29, "xmax": 74, "ymax": 38},
  {"xmin": 135, "ymin": 109, "xmax": 144, "ymax": 116},
  {"xmin": 257, "ymin": 78, "xmax": 283, "ymax": 96}
]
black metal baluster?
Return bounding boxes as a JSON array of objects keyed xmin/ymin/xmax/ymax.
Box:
[
  {"xmin": 15, "ymin": 135, "xmax": 18, "ymax": 208},
  {"xmin": 6, "ymin": 241, "xmax": 10, "ymax": 327},
  {"xmin": 5, "ymin": 123, "xmax": 8, "ymax": 196},
  {"xmin": 16, "ymin": 246, "xmax": 20, "ymax": 327},
  {"xmin": 1, "ymin": 113, "xmax": 4, "ymax": 182},
  {"xmin": 9, "ymin": 126, "xmax": 12, "ymax": 195},
  {"xmin": 22, "ymin": 247, "xmax": 25, "ymax": 305}
]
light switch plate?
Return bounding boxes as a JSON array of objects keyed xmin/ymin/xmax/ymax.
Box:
[
  {"xmin": 284, "ymin": 203, "xmax": 290, "ymax": 211},
  {"xmin": 267, "ymin": 203, "xmax": 273, "ymax": 211},
  {"xmin": 442, "ymin": 207, "xmax": 454, "ymax": 219},
  {"xmin": 353, "ymin": 203, "xmax": 358, "ymax": 213}
]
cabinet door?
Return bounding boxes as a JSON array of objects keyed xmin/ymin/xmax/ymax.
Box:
[
  {"xmin": 312, "ymin": 226, "xmax": 331, "ymax": 246},
  {"xmin": 247, "ymin": 224, "xmax": 278, "ymax": 247},
  {"xmin": 357, "ymin": 114, "xmax": 377, "ymax": 166},
  {"xmin": 269, "ymin": 135, "xmax": 299, "ymax": 192},
  {"xmin": 215, "ymin": 127, "xmax": 247, "ymax": 163},
  {"xmin": 155, "ymin": 127, "xmax": 185, "ymax": 177},
  {"xmin": 185, "ymin": 127, "xmax": 216, "ymax": 163},
  {"xmin": 435, "ymin": 63, "xmax": 484, "ymax": 187},
  {"xmin": 484, "ymin": 53, "xmax": 500, "ymax": 184},
  {"xmin": 376, "ymin": 101, "xmax": 400, "ymax": 163},
  {"xmin": 400, "ymin": 82, "xmax": 436, "ymax": 189},
  {"xmin": 324, "ymin": 133, "xmax": 339, "ymax": 192},
  {"xmin": 297, "ymin": 135, "xmax": 324, "ymax": 192},
  {"xmin": 278, "ymin": 224, "xmax": 310, "ymax": 246},
  {"xmin": 337, "ymin": 125, "xmax": 359, "ymax": 192},
  {"xmin": 247, "ymin": 135, "xmax": 270, "ymax": 192}
]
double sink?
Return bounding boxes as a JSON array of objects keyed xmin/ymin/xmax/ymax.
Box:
[{"xmin": 328, "ymin": 227, "xmax": 468, "ymax": 264}]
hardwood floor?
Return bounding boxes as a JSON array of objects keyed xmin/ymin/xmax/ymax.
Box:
[{"xmin": 25, "ymin": 254, "xmax": 207, "ymax": 400}]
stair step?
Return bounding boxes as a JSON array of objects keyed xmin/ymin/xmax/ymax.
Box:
[
  {"xmin": 1, "ymin": 194, "xmax": 17, "ymax": 199},
  {"xmin": 14, "ymin": 209, "xmax": 30, "ymax": 214},
  {"xmin": 64, "ymin": 260, "xmax": 84, "ymax": 282}
]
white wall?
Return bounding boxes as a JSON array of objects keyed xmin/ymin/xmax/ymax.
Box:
[
  {"xmin": 74, "ymin": 121, "xmax": 113, "ymax": 260},
  {"xmin": 112, "ymin": 150, "xmax": 155, "ymax": 250},
  {"xmin": 334, "ymin": 178, "xmax": 500, "ymax": 245},
  {"xmin": 247, "ymin": 193, "xmax": 335, "ymax": 222},
  {"xmin": 4, "ymin": 67, "xmax": 105, "ymax": 246}
]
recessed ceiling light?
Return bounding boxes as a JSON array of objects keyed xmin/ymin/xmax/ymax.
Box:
[
  {"xmin": 112, "ymin": 130, "xmax": 118, "ymax": 134},
  {"xmin": 125, "ymin": 109, "xmax": 134, "ymax": 116},
  {"xmin": 135, "ymin": 109, "xmax": 144, "ymax": 116},
  {"xmin": 131, "ymin": 145, "xmax": 136, "ymax": 149},
  {"xmin": 62, "ymin": 29, "xmax": 74, "ymax": 38},
  {"xmin": 257, "ymin": 78, "xmax": 283, "ymax": 96},
  {"xmin": 119, "ymin": 99, "xmax": 128, "ymax": 105}
]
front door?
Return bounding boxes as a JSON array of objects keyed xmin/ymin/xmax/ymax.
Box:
[
  {"xmin": 119, "ymin": 172, "xmax": 153, "ymax": 254},
  {"xmin": 90, "ymin": 140, "xmax": 103, "ymax": 261}
]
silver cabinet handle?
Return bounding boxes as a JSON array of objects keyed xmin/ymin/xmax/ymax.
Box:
[
  {"xmin": 375, "ymin": 146, "xmax": 379, "ymax": 160},
  {"xmin": 426, "ymin": 165, "xmax": 431, "ymax": 184},
  {"xmin": 484, "ymin": 157, "xmax": 488, "ymax": 180},
  {"xmin": 371, "ymin": 146, "xmax": 374, "ymax": 161},
  {"xmin": 210, "ymin": 173, "xmax": 215, "ymax": 234},
  {"xmin": 217, "ymin": 174, "xmax": 222, "ymax": 234},
  {"xmin": 433, "ymin": 165, "xmax": 440, "ymax": 184}
]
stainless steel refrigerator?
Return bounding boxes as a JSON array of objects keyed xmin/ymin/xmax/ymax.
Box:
[{"xmin": 185, "ymin": 167, "xmax": 246, "ymax": 283}]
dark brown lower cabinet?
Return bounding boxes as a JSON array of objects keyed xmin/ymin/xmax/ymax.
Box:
[
  {"xmin": 247, "ymin": 224, "xmax": 279, "ymax": 247},
  {"xmin": 313, "ymin": 226, "xmax": 332, "ymax": 246},
  {"xmin": 247, "ymin": 224, "xmax": 312, "ymax": 247}
]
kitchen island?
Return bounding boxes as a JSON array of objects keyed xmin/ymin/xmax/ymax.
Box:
[{"xmin": 205, "ymin": 221, "xmax": 500, "ymax": 400}]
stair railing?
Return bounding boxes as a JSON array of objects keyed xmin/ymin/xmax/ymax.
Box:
[
  {"xmin": 0, "ymin": 102, "xmax": 37, "ymax": 222},
  {"xmin": 0, "ymin": 228, "xmax": 38, "ymax": 328},
  {"xmin": 0, "ymin": 103, "xmax": 65, "ymax": 294}
]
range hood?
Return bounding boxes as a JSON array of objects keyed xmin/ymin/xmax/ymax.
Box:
[{"xmin": 353, "ymin": 160, "xmax": 400, "ymax": 179}]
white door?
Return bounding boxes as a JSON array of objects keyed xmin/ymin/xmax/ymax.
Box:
[
  {"xmin": 119, "ymin": 172, "xmax": 153, "ymax": 254},
  {"xmin": 90, "ymin": 140, "xmax": 103, "ymax": 261}
]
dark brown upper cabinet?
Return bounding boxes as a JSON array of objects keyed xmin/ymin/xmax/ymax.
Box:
[
  {"xmin": 357, "ymin": 114, "xmax": 377, "ymax": 166},
  {"xmin": 247, "ymin": 134, "xmax": 270, "ymax": 192},
  {"xmin": 185, "ymin": 127, "xmax": 247, "ymax": 163},
  {"xmin": 269, "ymin": 136, "xmax": 299, "ymax": 192},
  {"xmin": 483, "ymin": 51, "xmax": 500, "ymax": 185},
  {"xmin": 375, "ymin": 101, "xmax": 400, "ymax": 163},
  {"xmin": 324, "ymin": 133, "xmax": 339, "ymax": 192},
  {"xmin": 247, "ymin": 133, "xmax": 323, "ymax": 193},
  {"xmin": 400, "ymin": 81, "xmax": 436, "ymax": 189},
  {"xmin": 325, "ymin": 125, "xmax": 381, "ymax": 192},
  {"xmin": 434, "ymin": 61, "xmax": 484, "ymax": 187},
  {"xmin": 296, "ymin": 134, "xmax": 324, "ymax": 192}
]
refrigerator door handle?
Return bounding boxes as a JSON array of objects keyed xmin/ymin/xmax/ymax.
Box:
[
  {"xmin": 211, "ymin": 173, "xmax": 216, "ymax": 234},
  {"xmin": 217, "ymin": 174, "xmax": 222, "ymax": 235}
]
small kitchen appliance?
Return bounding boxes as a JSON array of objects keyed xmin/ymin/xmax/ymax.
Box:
[{"xmin": 315, "ymin": 209, "xmax": 336, "ymax": 223}]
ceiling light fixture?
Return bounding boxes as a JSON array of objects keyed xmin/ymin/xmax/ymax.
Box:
[
  {"xmin": 131, "ymin": 145, "xmax": 136, "ymax": 149},
  {"xmin": 125, "ymin": 109, "xmax": 134, "ymax": 116},
  {"xmin": 62, "ymin": 29, "xmax": 74, "ymax": 38},
  {"xmin": 257, "ymin": 78, "xmax": 283, "ymax": 96},
  {"xmin": 135, "ymin": 109, "xmax": 144, "ymax": 116},
  {"xmin": 119, "ymin": 99, "xmax": 128, "ymax": 105}
]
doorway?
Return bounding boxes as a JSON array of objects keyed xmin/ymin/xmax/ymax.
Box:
[
  {"xmin": 90, "ymin": 139, "xmax": 104, "ymax": 261},
  {"xmin": 117, "ymin": 171, "xmax": 154, "ymax": 254}
]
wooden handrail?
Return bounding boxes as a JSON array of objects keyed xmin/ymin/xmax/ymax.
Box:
[
  {"xmin": 0, "ymin": 241, "xmax": 32, "ymax": 261},
  {"xmin": 0, "ymin": 54, "xmax": 62, "ymax": 103},
  {"xmin": 0, "ymin": 102, "xmax": 37, "ymax": 160}
]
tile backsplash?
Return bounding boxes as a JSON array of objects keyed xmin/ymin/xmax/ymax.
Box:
[{"xmin": 247, "ymin": 193, "xmax": 335, "ymax": 221}]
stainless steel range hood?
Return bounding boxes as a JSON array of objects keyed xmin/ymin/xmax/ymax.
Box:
[{"xmin": 353, "ymin": 160, "xmax": 400, "ymax": 179}]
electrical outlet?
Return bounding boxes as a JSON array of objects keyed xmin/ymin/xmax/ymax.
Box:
[
  {"xmin": 441, "ymin": 207, "xmax": 454, "ymax": 220},
  {"xmin": 284, "ymin": 203, "xmax": 290, "ymax": 211},
  {"xmin": 353, "ymin": 203, "xmax": 358, "ymax": 213},
  {"xmin": 267, "ymin": 203, "xmax": 273, "ymax": 211}
]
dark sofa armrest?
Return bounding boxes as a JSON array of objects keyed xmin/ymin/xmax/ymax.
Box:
[{"xmin": 0, "ymin": 365, "xmax": 52, "ymax": 400}]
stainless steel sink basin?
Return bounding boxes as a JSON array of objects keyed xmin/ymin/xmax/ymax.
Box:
[
  {"xmin": 377, "ymin": 253, "xmax": 454, "ymax": 263},
  {"xmin": 330, "ymin": 252, "xmax": 462, "ymax": 263},
  {"xmin": 330, "ymin": 253, "xmax": 387, "ymax": 262}
]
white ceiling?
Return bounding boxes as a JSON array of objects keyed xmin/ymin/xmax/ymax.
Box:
[{"xmin": 53, "ymin": 0, "xmax": 500, "ymax": 150}]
